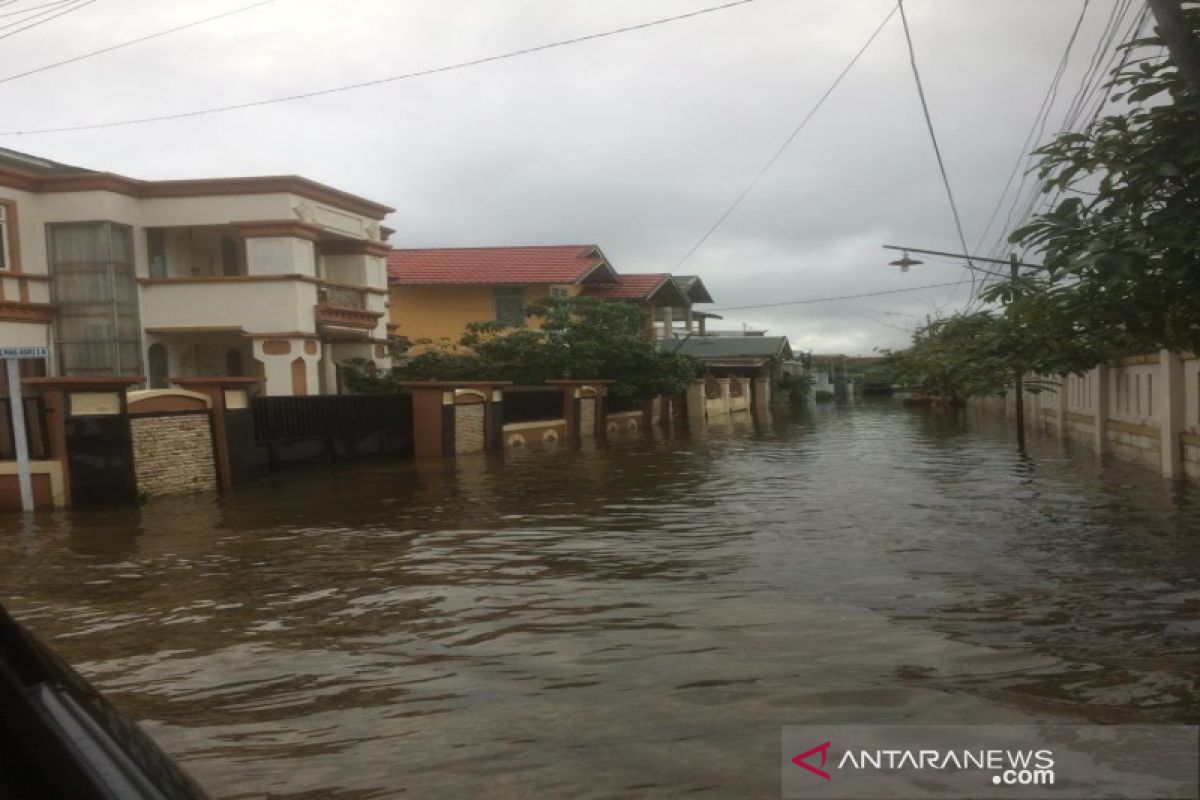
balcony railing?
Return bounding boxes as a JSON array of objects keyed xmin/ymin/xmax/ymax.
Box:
[{"xmin": 317, "ymin": 283, "xmax": 366, "ymax": 310}]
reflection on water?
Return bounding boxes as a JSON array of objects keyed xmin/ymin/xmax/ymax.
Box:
[{"xmin": 2, "ymin": 400, "xmax": 1198, "ymax": 798}]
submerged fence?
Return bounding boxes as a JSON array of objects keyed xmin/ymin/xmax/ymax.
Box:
[{"xmin": 251, "ymin": 393, "xmax": 413, "ymax": 471}]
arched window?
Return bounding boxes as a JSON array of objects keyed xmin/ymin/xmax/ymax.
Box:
[{"xmin": 148, "ymin": 343, "xmax": 168, "ymax": 389}]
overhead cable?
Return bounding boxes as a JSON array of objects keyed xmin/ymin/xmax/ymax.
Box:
[
  {"xmin": 896, "ymin": 0, "xmax": 976, "ymax": 290},
  {"xmin": 0, "ymin": 0, "xmax": 93, "ymax": 41},
  {"xmin": 0, "ymin": 0, "xmax": 757, "ymax": 135},
  {"xmin": 0, "ymin": 0, "xmax": 274, "ymax": 86},
  {"xmin": 672, "ymin": 4, "xmax": 899, "ymax": 270},
  {"xmin": 709, "ymin": 280, "xmax": 975, "ymax": 312}
]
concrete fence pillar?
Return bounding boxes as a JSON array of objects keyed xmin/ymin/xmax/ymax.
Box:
[
  {"xmin": 687, "ymin": 380, "xmax": 706, "ymax": 429},
  {"xmin": 1093, "ymin": 363, "xmax": 1109, "ymax": 456},
  {"xmin": 1160, "ymin": 348, "xmax": 1185, "ymax": 479},
  {"xmin": 1056, "ymin": 374, "xmax": 1068, "ymax": 438}
]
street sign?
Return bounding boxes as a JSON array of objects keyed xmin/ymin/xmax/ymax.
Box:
[
  {"xmin": 0, "ymin": 346, "xmax": 48, "ymax": 359},
  {"xmin": 2, "ymin": 347, "xmax": 48, "ymax": 512}
]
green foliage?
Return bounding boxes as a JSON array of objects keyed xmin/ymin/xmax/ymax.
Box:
[
  {"xmin": 776, "ymin": 371, "xmax": 814, "ymax": 400},
  {"xmin": 814, "ymin": 390, "xmax": 835, "ymax": 403},
  {"xmin": 344, "ymin": 296, "xmax": 699, "ymax": 402},
  {"xmin": 1009, "ymin": 17, "xmax": 1200, "ymax": 352},
  {"xmin": 887, "ymin": 291, "xmax": 1106, "ymax": 401}
]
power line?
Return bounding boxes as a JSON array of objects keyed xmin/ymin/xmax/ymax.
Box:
[
  {"xmin": 0, "ymin": 0, "xmax": 93, "ymax": 41},
  {"xmin": 0, "ymin": 0, "xmax": 274, "ymax": 86},
  {"xmin": 708, "ymin": 280, "xmax": 974, "ymax": 312},
  {"xmin": 672, "ymin": 4, "xmax": 899, "ymax": 270},
  {"xmin": 0, "ymin": 0, "xmax": 757, "ymax": 136},
  {"xmin": 0, "ymin": 0, "xmax": 76, "ymax": 20},
  {"xmin": 973, "ymin": 0, "xmax": 1093, "ymax": 260},
  {"xmin": 896, "ymin": 0, "xmax": 976, "ymax": 291},
  {"xmin": 990, "ymin": 1, "xmax": 1147, "ymax": 271}
]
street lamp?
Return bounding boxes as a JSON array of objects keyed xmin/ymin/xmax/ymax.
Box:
[
  {"xmin": 881, "ymin": 243, "xmax": 1045, "ymax": 452},
  {"xmin": 888, "ymin": 251, "xmax": 923, "ymax": 273}
]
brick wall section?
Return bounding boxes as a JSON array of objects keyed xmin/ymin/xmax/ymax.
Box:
[
  {"xmin": 131, "ymin": 414, "xmax": 217, "ymax": 497},
  {"xmin": 580, "ymin": 398, "xmax": 596, "ymax": 438},
  {"xmin": 455, "ymin": 403, "xmax": 485, "ymax": 454}
]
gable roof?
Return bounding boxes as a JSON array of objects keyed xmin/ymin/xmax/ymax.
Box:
[
  {"xmin": 579, "ymin": 273, "xmax": 690, "ymax": 306},
  {"xmin": 663, "ymin": 335, "xmax": 793, "ymax": 363},
  {"xmin": 672, "ymin": 275, "xmax": 714, "ymax": 304},
  {"xmin": 386, "ymin": 245, "xmax": 617, "ymax": 285}
]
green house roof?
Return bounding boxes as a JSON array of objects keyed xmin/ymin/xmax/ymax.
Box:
[{"xmin": 661, "ymin": 335, "xmax": 792, "ymax": 362}]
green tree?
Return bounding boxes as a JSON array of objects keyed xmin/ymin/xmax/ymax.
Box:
[
  {"xmin": 345, "ymin": 296, "xmax": 698, "ymax": 403},
  {"xmin": 888, "ymin": 290, "xmax": 1105, "ymax": 403},
  {"xmin": 1009, "ymin": 13, "xmax": 1200, "ymax": 352}
]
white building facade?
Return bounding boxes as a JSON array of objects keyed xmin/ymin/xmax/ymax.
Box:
[{"xmin": 0, "ymin": 149, "xmax": 393, "ymax": 396}]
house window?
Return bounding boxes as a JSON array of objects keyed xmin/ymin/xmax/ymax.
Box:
[
  {"xmin": 226, "ymin": 347, "xmax": 244, "ymax": 377},
  {"xmin": 147, "ymin": 343, "xmax": 168, "ymax": 389},
  {"xmin": 220, "ymin": 235, "xmax": 240, "ymax": 276},
  {"xmin": 0, "ymin": 203, "xmax": 9, "ymax": 270},
  {"xmin": 494, "ymin": 286, "xmax": 526, "ymax": 327},
  {"xmin": 549, "ymin": 286, "xmax": 570, "ymax": 299},
  {"xmin": 147, "ymin": 229, "xmax": 167, "ymax": 278},
  {"xmin": 48, "ymin": 222, "xmax": 142, "ymax": 377}
]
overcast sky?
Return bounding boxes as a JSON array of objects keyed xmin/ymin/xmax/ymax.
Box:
[{"xmin": 1, "ymin": 0, "xmax": 1125, "ymax": 354}]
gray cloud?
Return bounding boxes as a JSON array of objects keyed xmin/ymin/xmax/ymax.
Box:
[{"xmin": 0, "ymin": 0, "xmax": 1118, "ymax": 353}]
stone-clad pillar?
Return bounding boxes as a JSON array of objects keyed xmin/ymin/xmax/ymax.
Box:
[
  {"xmin": 170, "ymin": 376, "xmax": 262, "ymax": 490},
  {"xmin": 547, "ymin": 380, "xmax": 614, "ymax": 443}
]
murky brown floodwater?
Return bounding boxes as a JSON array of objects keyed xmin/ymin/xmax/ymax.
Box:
[{"xmin": 2, "ymin": 399, "xmax": 1199, "ymax": 798}]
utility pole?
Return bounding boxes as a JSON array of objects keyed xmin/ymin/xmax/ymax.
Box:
[
  {"xmin": 1009, "ymin": 253, "xmax": 1026, "ymax": 452},
  {"xmin": 1147, "ymin": 0, "xmax": 1200, "ymax": 86}
]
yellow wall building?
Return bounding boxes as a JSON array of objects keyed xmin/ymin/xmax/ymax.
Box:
[{"xmin": 386, "ymin": 245, "xmax": 619, "ymax": 347}]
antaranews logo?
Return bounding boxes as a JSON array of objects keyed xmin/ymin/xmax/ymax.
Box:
[
  {"xmin": 781, "ymin": 724, "xmax": 1200, "ymax": 800},
  {"xmin": 791, "ymin": 741, "xmax": 832, "ymax": 780},
  {"xmin": 790, "ymin": 742, "xmax": 1055, "ymax": 784}
]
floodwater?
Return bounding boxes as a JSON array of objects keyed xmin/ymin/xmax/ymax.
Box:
[{"xmin": 2, "ymin": 400, "xmax": 1198, "ymax": 799}]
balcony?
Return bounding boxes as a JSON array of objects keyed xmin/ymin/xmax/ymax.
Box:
[
  {"xmin": 314, "ymin": 280, "xmax": 381, "ymax": 331},
  {"xmin": 141, "ymin": 276, "xmax": 316, "ymax": 334}
]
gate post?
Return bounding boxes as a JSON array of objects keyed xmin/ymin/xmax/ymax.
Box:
[
  {"xmin": 398, "ymin": 381, "xmax": 511, "ymax": 458},
  {"xmin": 24, "ymin": 376, "xmax": 143, "ymax": 508},
  {"xmin": 547, "ymin": 380, "xmax": 614, "ymax": 444},
  {"xmin": 170, "ymin": 377, "xmax": 263, "ymax": 490}
]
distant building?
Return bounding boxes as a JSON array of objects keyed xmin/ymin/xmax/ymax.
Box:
[
  {"xmin": 386, "ymin": 246, "xmax": 716, "ymax": 344},
  {"xmin": 664, "ymin": 334, "xmax": 792, "ymax": 405}
]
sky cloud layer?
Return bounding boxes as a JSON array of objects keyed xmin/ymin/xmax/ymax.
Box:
[{"xmin": 0, "ymin": 0, "xmax": 1124, "ymax": 353}]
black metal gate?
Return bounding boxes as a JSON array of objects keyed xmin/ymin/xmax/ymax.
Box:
[{"xmin": 65, "ymin": 415, "xmax": 136, "ymax": 506}]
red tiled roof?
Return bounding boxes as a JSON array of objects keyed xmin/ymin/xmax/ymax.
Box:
[
  {"xmin": 580, "ymin": 273, "xmax": 677, "ymax": 301},
  {"xmin": 387, "ymin": 245, "xmax": 613, "ymax": 285}
]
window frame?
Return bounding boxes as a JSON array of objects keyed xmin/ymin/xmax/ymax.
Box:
[
  {"xmin": 0, "ymin": 199, "xmax": 19, "ymax": 272},
  {"xmin": 493, "ymin": 286, "xmax": 527, "ymax": 327}
]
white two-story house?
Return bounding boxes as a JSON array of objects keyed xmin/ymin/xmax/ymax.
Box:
[{"xmin": 0, "ymin": 148, "xmax": 393, "ymax": 396}]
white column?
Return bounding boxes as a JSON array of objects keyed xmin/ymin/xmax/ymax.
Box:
[
  {"xmin": 1056, "ymin": 374, "xmax": 1068, "ymax": 437},
  {"xmin": 1093, "ymin": 363, "xmax": 1108, "ymax": 455},
  {"xmin": 1160, "ymin": 349, "xmax": 1185, "ymax": 479}
]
